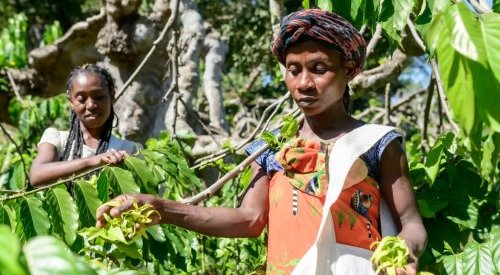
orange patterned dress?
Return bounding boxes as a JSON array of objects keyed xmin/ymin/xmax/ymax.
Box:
[{"xmin": 265, "ymin": 138, "xmax": 384, "ymax": 274}]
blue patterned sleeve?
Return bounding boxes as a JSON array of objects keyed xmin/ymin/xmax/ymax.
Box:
[
  {"xmin": 244, "ymin": 134, "xmax": 284, "ymax": 176},
  {"xmin": 361, "ymin": 129, "xmax": 404, "ymax": 180}
]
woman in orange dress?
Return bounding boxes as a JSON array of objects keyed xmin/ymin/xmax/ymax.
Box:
[{"xmin": 96, "ymin": 9, "xmax": 427, "ymax": 274}]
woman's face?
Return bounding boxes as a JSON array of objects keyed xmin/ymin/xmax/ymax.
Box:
[
  {"xmin": 69, "ymin": 73, "xmax": 113, "ymax": 130},
  {"xmin": 284, "ymin": 40, "xmax": 348, "ymax": 117}
]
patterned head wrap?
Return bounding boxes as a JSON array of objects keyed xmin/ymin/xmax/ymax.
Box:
[{"xmin": 272, "ymin": 9, "xmax": 366, "ymax": 80}]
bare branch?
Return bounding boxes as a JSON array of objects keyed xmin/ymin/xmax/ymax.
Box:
[
  {"xmin": 182, "ymin": 143, "xmax": 270, "ymax": 204},
  {"xmin": 191, "ymin": 93, "xmax": 290, "ymax": 169},
  {"xmin": 384, "ymin": 83, "xmax": 392, "ymax": 125},
  {"xmin": 350, "ymin": 49, "xmax": 409, "ymax": 98},
  {"xmin": 366, "ymin": 23, "xmax": 383, "ymax": 58},
  {"xmin": 406, "ymin": 19, "xmax": 426, "ymax": 53},
  {"xmin": 431, "ymin": 59, "xmax": 460, "ymax": 134},
  {"xmin": 422, "ymin": 77, "xmax": 435, "ymax": 142},
  {"xmin": 114, "ymin": 0, "xmax": 181, "ymax": 102},
  {"xmin": 6, "ymin": 70, "xmax": 23, "ymax": 102}
]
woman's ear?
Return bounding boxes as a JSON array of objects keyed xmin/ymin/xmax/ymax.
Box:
[{"xmin": 343, "ymin": 60, "xmax": 356, "ymax": 81}]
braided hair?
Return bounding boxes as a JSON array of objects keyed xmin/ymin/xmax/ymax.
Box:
[{"xmin": 61, "ymin": 64, "xmax": 116, "ymax": 162}]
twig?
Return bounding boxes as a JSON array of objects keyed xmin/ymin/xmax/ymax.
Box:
[
  {"xmin": 384, "ymin": 83, "xmax": 392, "ymax": 125},
  {"xmin": 6, "ymin": 70, "xmax": 23, "ymax": 102},
  {"xmin": 181, "ymin": 144, "xmax": 270, "ymax": 204},
  {"xmin": 422, "ymin": 77, "xmax": 435, "ymax": 142},
  {"xmin": 406, "ymin": 19, "xmax": 426, "ymax": 53},
  {"xmin": 0, "ymin": 123, "xmax": 30, "ymax": 187},
  {"xmin": 366, "ymin": 23, "xmax": 383, "ymax": 58},
  {"xmin": 359, "ymin": 24, "xmax": 367, "ymax": 35},
  {"xmin": 192, "ymin": 93, "xmax": 290, "ymax": 169},
  {"xmin": 370, "ymin": 88, "xmax": 427, "ymax": 123},
  {"xmin": 114, "ymin": 0, "xmax": 181, "ymax": 102},
  {"xmin": 177, "ymin": 96, "xmax": 220, "ymax": 145},
  {"xmin": 1, "ymin": 162, "xmax": 110, "ymax": 202},
  {"xmin": 431, "ymin": 59, "xmax": 460, "ymax": 134},
  {"xmin": 258, "ymin": 93, "xmax": 289, "ymax": 136}
]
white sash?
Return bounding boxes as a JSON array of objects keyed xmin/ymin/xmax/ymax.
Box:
[{"xmin": 292, "ymin": 124, "xmax": 398, "ymax": 275}]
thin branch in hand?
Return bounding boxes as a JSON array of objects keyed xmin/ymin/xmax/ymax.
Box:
[
  {"xmin": 0, "ymin": 123, "xmax": 30, "ymax": 187},
  {"xmin": 182, "ymin": 144, "xmax": 270, "ymax": 204},
  {"xmin": 431, "ymin": 59, "xmax": 460, "ymax": 134},
  {"xmin": 114, "ymin": 0, "xmax": 181, "ymax": 102}
]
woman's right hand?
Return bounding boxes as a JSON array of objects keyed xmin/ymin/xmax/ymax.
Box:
[
  {"xmin": 96, "ymin": 194, "xmax": 162, "ymax": 228},
  {"xmin": 95, "ymin": 149, "xmax": 129, "ymax": 166}
]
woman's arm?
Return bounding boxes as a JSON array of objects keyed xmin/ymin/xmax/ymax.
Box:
[
  {"xmin": 96, "ymin": 162, "xmax": 270, "ymax": 238},
  {"xmin": 30, "ymin": 143, "xmax": 128, "ymax": 187},
  {"xmin": 379, "ymin": 140, "xmax": 427, "ymax": 273}
]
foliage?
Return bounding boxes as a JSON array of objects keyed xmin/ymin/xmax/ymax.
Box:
[
  {"xmin": 1, "ymin": 0, "xmax": 499, "ymax": 274},
  {"xmin": 370, "ymin": 236, "xmax": 410, "ymax": 275}
]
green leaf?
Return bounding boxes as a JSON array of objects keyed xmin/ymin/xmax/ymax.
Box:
[
  {"xmin": 481, "ymin": 12, "xmax": 500, "ymax": 84},
  {"xmin": 260, "ymin": 131, "xmax": 279, "ymax": 149},
  {"xmin": 104, "ymin": 167, "xmax": 140, "ymax": 195},
  {"xmin": 46, "ymin": 187, "xmax": 79, "ymax": 245},
  {"xmin": 281, "ymin": 115, "xmax": 299, "ymax": 140},
  {"xmin": 96, "ymin": 172, "xmax": 109, "ymax": 202},
  {"xmin": 424, "ymin": 140, "xmax": 444, "ymax": 184},
  {"xmin": 444, "ymin": 2, "xmax": 486, "ymax": 63},
  {"xmin": 0, "ymin": 203, "xmax": 17, "ymax": 228},
  {"xmin": 125, "ymin": 157, "xmax": 158, "ymax": 194},
  {"xmin": 318, "ymin": 0, "xmax": 333, "ymax": 11},
  {"xmin": 18, "ymin": 197, "xmax": 50, "ymax": 241},
  {"xmin": 74, "ymin": 181, "xmax": 102, "ymax": 228},
  {"xmin": 442, "ymin": 253, "xmax": 464, "ymax": 275},
  {"xmin": 0, "ymin": 224, "xmax": 25, "ymax": 275},
  {"xmin": 462, "ymin": 241, "xmax": 495, "ymax": 275},
  {"xmin": 23, "ymin": 236, "xmax": 98, "ymax": 275},
  {"xmin": 302, "ymin": 0, "xmax": 310, "ymax": 9},
  {"xmin": 436, "ymin": 27, "xmax": 476, "ymax": 135},
  {"xmin": 8, "ymin": 161, "xmax": 26, "ymax": 190}
]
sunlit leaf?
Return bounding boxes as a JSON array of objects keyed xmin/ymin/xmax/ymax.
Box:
[
  {"xmin": 18, "ymin": 196, "xmax": 50, "ymax": 241},
  {"xmin": 74, "ymin": 181, "xmax": 102, "ymax": 228},
  {"xmin": 0, "ymin": 224, "xmax": 25, "ymax": 275},
  {"xmin": 318, "ymin": 0, "xmax": 333, "ymax": 12},
  {"xmin": 23, "ymin": 236, "xmax": 98, "ymax": 275},
  {"xmin": 125, "ymin": 157, "xmax": 158, "ymax": 194},
  {"xmin": 104, "ymin": 166, "xmax": 140, "ymax": 195},
  {"xmin": 46, "ymin": 187, "xmax": 79, "ymax": 245},
  {"xmin": 444, "ymin": 3, "xmax": 486, "ymax": 63},
  {"xmin": 462, "ymin": 241, "xmax": 495, "ymax": 275}
]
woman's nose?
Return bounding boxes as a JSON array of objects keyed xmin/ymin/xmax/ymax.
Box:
[
  {"xmin": 86, "ymin": 98, "xmax": 98, "ymax": 109},
  {"xmin": 297, "ymin": 71, "xmax": 314, "ymax": 92}
]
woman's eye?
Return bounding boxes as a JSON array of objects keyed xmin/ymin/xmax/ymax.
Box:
[
  {"xmin": 313, "ymin": 65, "xmax": 327, "ymax": 74},
  {"xmin": 288, "ymin": 66, "xmax": 299, "ymax": 75},
  {"xmin": 76, "ymin": 96, "xmax": 85, "ymax": 103}
]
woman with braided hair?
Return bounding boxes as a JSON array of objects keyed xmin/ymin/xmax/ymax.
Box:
[
  {"xmin": 96, "ymin": 9, "xmax": 426, "ymax": 274},
  {"xmin": 30, "ymin": 64, "xmax": 140, "ymax": 188}
]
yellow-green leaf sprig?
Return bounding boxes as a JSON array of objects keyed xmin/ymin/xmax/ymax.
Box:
[
  {"xmin": 370, "ymin": 236, "xmax": 410, "ymax": 275},
  {"xmin": 79, "ymin": 200, "xmax": 159, "ymax": 245}
]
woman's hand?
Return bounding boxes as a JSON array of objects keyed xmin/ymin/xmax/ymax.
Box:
[
  {"xmin": 96, "ymin": 194, "xmax": 162, "ymax": 228},
  {"xmin": 95, "ymin": 149, "xmax": 129, "ymax": 165}
]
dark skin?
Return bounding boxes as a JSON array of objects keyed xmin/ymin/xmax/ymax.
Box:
[
  {"xmin": 96, "ymin": 40, "xmax": 427, "ymax": 273},
  {"xmin": 30, "ymin": 73, "xmax": 128, "ymax": 187}
]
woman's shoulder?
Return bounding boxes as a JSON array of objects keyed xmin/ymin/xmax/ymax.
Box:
[{"xmin": 39, "ymin": 127, "xmax": 69, "ymax": 147}]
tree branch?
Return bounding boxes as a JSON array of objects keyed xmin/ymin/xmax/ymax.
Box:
[
  {"xmin": 6, "ymin": 70, "xmax": 23, "ymax": 102},
  {"xmin": 182, "ymin": 143, "xmax": 270, "ymax": 204},
  {"xmin": 431, "ymin": 59, "xmax": 460, "ymax": 134},
  {"xmin": 366, "ymin": 23, "xmax": 383, "ymax": 58},
  {"xmin": 114, "ymin": 0, "xmax": 181, "ymax": 102}
]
